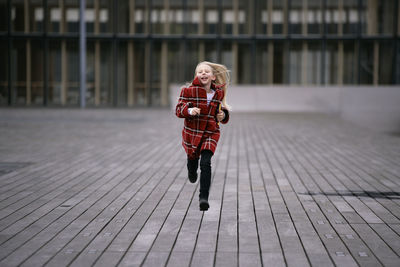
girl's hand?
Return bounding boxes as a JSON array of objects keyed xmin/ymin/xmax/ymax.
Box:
[
  {"xmin": 216, "ymin": 111, "xmax": 225, "ymax": 122},
  {"xmin": 191, "ymin": 107, "xmax": 201, "ymax": 116}
]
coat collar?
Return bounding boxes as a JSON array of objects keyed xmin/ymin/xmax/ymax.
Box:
[{"xmin": 191, "ymin": 76, "xmax": 225, "ymax": 90}]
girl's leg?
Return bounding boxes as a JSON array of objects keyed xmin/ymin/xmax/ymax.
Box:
[
  {"xmin": 199, "ymin": 149, "xmax": 213, "ymax": 210},
  {"xmin": 187, "ymin": 157, "xmax": 199, "ymax": 183}
]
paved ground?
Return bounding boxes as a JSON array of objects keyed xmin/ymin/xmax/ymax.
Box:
[{"xmin": 0, "ymin": 108, "xmax": 399, "ymax": 267}]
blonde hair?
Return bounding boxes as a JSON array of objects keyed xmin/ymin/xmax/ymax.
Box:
[{"xmin": 195, "ymin": 61, "xmax": 231, "ymax": 110}]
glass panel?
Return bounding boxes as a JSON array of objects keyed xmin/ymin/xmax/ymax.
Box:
[
  {"xmin": 238, "ymin": 0, "xmax": 251, "ymax": 34},
  {"xmin": 86, "ymin": 0, "xmax": 113, "ymax": 34},
  {"xmin": 359, "ymin": 41, "xmax": 373, "ymax": 84},
  {"xmin": 11, "ymin": 0, "xmax": 26, "ymax": 32},
  {"xmin": 343, "ymin": 0, "xmax": 358, "ymax": 35},
  {"xmin": 308, "ymin": 0, "xmax": 322, "ymax": 34},
  {"xmin": 117, "ymin": 0, "xmax": 129, "ymax": 33},
  {"xmin": 66, "ymin": 41, "xmax": 79, "ymax": 104},
  {"xmin": 0, "ymin": 0, "xmax": 8, "ymax": 32},
  {"xmin": 0, "ymin": 41, "xmax": 8, "ymax": 104},
  {"xmin": 47, "ymin": 0, "xmax": 81, "ymax": 33},
  {"xmin": 326, "ymin": 0, "xmax": 340, "ymax": 35},
  {"xmin": 204, "ymin": 42, "xmax": 217, "ymax": 62},
  {"xmin": 48, "ymin": 40, "xmax": 62, "ymax": 104},
  {"xmin": 221, "ymin": 42, "xmax": 233, "ymax": 74},
  {"xmin": 289, "ymin": 0, "xmax": 323, "ymax": 35},
  {"xmin": 307, "ymin": 42, "xmax": 322, "ymax": 84},
  {"xmin": 118, "ymin": 42, "xmax": 127, "ymax": 105},
  {"xmin": 378, "ymin": 41, "xmax": 394, "ymax": 84},
  {"xmin": 256, "ymin": 42, "xmax": 269, "ymax": 84},
  {"xmin": 30, "ymin": 41, "xmax": 44, "ymax": 104},
  {"xmin": 170, "ymin": 0, "xmax": 183, "ymax": 34},
  {"xmin": 187, "ymin": 0, "xmax": 199, "ymax": 34},
  {"xmin": 397, "ymin": 41, "xmax": 400, "ymax": 84},
  {"xmin": 168, "ymin": 41, "xmax": 184, "ymax": 84},
  {"xmin": 86, "ymin": 41, "xmax": 95, "ymax": 105},
  {"xmin": 222, "ymin": 0, "xmax": 234, "ymax": 35},
  {"xmin": 99, "ymin": 41, "xmax": 113, "ymax": 104},
  {"xmin": 289, "ymin": 0, "xmax": 302, "ymax": 34},
  {"xmin": 151, "ymin": 41, "xmax": 161, "ymax": 106},
  {"xmin": 151, "ymin": 0, "xmax": 164, "ymax": 34},
  {"xmin": 238, "ymin": 43, "xmax": 251, "ymax": 83},
  {"xmin": 255, "ymin": 0, "xmax": 267, "ymax": 34},
  {"xmin": 185, "ymin": 41, "xmax": 199, "ymax": 81},
  {"xmin": 12, "ymin": 0, "xmax": 43, "ymax": 32},
  {"xmin": 133, "ymin": 0, "xmax": 146, "ymax": 34},
  {"xmin": 343, "ymin": 41, "xmax": 357, "ymax": 84},
  {"xmin": 204, "ymin": 0, "xmax": 218, "ymax": 34},
  {"xmin": 273, "ymin": 0, "xmax": 285, "ymax": 34},
  {"xmin": 288, "ymin": 41, "xmax": 302, "ymax": 84},
  {"xmin": 273, "ymin": 41, "xmax": 284, "ymax": 84},
  {"xmin": 325, "ymin": 42, "xmax": 338, "ymax": 84},
  {"xmin": 363, "ymin": 0, "xmax": 395, "ymax": 35},
  {"xmin": 48, "ymin": 0, "xmax": 59, "ymax": 33},
  {"xmin": 134, "ymin": 41, "xmax": 146, "ymax": 105},
  {"xmin": 11, "ymin": 40, "xmax": 27, "ymax": 104},
  {"xmin": 65, "ymin": 1, "xmax": 80, "ymax": 33}
]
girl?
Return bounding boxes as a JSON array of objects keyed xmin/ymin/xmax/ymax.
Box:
[{"xmin": 175, "ymin": 61, "xmax": 230, "ymax": 211}]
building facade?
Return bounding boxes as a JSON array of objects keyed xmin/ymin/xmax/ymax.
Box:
[{"xmin": 0, "ymin": 0, "xmax": 399, "ymax": 107}]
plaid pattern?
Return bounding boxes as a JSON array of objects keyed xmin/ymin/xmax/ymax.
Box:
[{"xmin": 176, "ymin": 77, "xmax": 230, "ymax": 160}]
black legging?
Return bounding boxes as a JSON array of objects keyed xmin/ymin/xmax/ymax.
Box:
[{"xmin": 187, "ymin": 149, "xmax": 213, "ymax": 199}]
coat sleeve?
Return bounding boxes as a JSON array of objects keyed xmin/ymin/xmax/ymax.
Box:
[
  {"xmin": 175, "ymin": 87, "xmax": 193, "ymax": 118},
  {"xmin": 220, "ymin": 107, "xmax": 230, "ymax": 124}
]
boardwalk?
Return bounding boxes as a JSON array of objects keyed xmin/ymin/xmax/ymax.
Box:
[{"xmin": 0, "ymin": 108, "xmax": 399, "ymax": 267}]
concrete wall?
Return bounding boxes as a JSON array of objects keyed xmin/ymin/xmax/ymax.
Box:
[{"xmin": 170, "ymin": 85, "xmax": 400, "ymax": 133}]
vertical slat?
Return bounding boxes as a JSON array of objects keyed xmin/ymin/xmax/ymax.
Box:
[
  {"xmin": 160, "ymin": 41, "xmax": 168, "ymax": 107},
  {"xmin": 79, "ymin": 0, "xmax": 86, "ymax": 108}
]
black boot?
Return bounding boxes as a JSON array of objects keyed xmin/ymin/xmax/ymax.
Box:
[
  {"xmin": 199, "ymin": 150, "xmax": 213, "ymax": 211},
  {"xmin": 187, "ymin": 158, "xmax": 199, "ymax": 183},
  {"xmin": 199, "ymin": 197, "xmax": 209, "ymax": 211}
]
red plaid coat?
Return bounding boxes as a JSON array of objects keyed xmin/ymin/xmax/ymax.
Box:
[{"xmin": 176, "ymin": 77, "xmax": 230, "ymax": 160}]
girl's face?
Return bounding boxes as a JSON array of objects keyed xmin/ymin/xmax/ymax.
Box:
[{"xmin": 196, "ymin": 64, "xmax": 215, "ymax": 87}]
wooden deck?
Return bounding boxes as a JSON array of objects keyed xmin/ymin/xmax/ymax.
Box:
[{"xmin": 0, "ymin": 108, "xmax": 399, "ymax": 267}]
